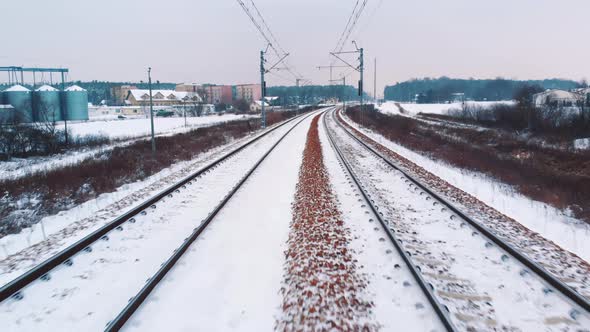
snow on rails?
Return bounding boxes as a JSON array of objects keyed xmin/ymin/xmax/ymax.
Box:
[
  {"xmin": 327, "ymin": 108, "xmax": 590, "ymax": 330},
  {"xmin": 0, "ymin": 106, "xmax": 588, "ymax": 331}
]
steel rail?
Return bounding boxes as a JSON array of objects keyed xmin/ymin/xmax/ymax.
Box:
[
  {"xmin": 332, "ymin": 109, "xmax": 590, "ymax": 313},
  {"xmin": 104, "ymin": 109, "xmax": 323, "ymax": 331},
  {"xmin": 0, "ymin": 112, "xmax": 310, "ymax": 303},
  {"xmin": 322, "ymin": 111, "xmax": 458, "ymax": 332}
]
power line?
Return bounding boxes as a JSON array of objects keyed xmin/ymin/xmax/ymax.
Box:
[
  {"xmin": 333, "ymin": 0, "xmax": 360, "ymax": 52},
  {"xmin": 352, "ymin": 0, "xmax": 385, "ymax": 39},
  {"xmin": 339, "ymin": 0, "xmax": 369, "ymax": 52},
  {"xmin": 235, "ymin": 0, "xmax": 304, "ymax": 82},
  {"xmin": 248, "ymin": 0, "xmax": 286, "ymax": 55},
  {"xmin": 235, "ymin": 0, "xmax": 274, "ymax": 50},
  {"xmin": 334, "ymin": 0, "xmax": 369, "ymax": 53}
]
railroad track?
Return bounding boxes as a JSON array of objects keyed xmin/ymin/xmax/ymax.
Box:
[
  {"xmin": 103, "ymin": 109, "xmax": 324, "ymax": 331},
  {"xmin": 322, "ymin": 111, "xmax": 458, "ymax": 331},
  {"xmin": 325, "ymin": 108, "xmax": 590, "ymax": 329},
  {"xmin": 0, "ymin": 111, "xmax": 315, "ymax": 304}
]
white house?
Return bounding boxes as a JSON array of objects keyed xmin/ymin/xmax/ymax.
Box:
[
  {"xmin": 533, "ymin": 89, "xmax": 584, "ymax": 108},
  {"xmin": 126, "ymin": 89, "xmax": 201, "ymax": 106},
  {"xmin": 250, "ymin": 100, "xmax": 270, "ymax": 112},
  {"xmin": 577, "ymin": 88, "xmax": 590, "ymax": 106}
]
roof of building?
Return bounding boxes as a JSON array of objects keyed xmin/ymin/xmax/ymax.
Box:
[
  {"xmin": 4, "ymin": 85, "xmax": 30, "ymax": 92},
  {"xmin": 36, "ymin": 85, "xmax": 59, "ymax": 92},
  {"xmin": 534, "ymin": 89, "xmax": 581, "ymax": 100},
  {"xmin": 253, "ymin": 100, "xmax": 270, "ymax": 106},
  {"xmin": 65, "ymin": 85, "xmax": 86, "ymax": 92},
  {"xmin": 127, "ymin": 89, "xmax": 202, "ymax": 102}
]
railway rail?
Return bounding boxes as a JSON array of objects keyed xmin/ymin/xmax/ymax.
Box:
[
  {"xmin": 327, "ymin": 108, "xmax": 590, "ymax": 320},
  {"xmin": 0, "ymin": 111, "xmax": 314, "ymax": 304},
  {"xmin": 322, "ymin": 112, "xmax": 458, "ymax": 331},
  {"xmin": 103, "ymin": 109, "xmax": 322, "ymax": 331}
]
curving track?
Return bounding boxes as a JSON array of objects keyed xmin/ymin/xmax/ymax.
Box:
[
  {"xmin": 0, "ymin": 110, "xmax": 320, "ymax": 331},
  {"xmin": 2, "ymin": 106, "xmax": 588, "ymax": 331},
  {"xmin": 325, "ymin": 108, "xmax": 590, "ymax": 331},
  {"xmin": 105, "ymin": 110, "xmax": 321, "ymax": 331}
]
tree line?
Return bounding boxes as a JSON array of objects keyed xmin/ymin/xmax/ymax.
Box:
[
  {"xmin": 267, "ymin": 85, "xmax": 363, "ymax": 105},
  {"xmin": 384, "ymin": 77, "xmax": 583, "ymax": 102}
]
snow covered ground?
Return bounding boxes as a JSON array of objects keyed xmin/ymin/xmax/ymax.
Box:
[
  {"xmin": 123, "ymin": 112, "xmax": 316, "ymax": 332},
  {"xmin": 0, "ymin": 114, "xmax": 309, "ymax": 331},
  {"xmin": 327, "ymin": 111, "xmax": 590, "ymax": 330},
  {"xmin": 574, "ymin": 138, "xmax": 590, "ymax": 150},
  {"xmin": 0, "ymin": 114, "xmax": 255, "ymax": 180},
  {"xmin": 2, "ymin": 108, "xmax": 588, "ymax": 331},
  {"xmin": 377, "ymin": 101, "xmax": 515, "ymax": 116},
  {"xmin": 59, "ymin": 113, "xmax": 254, "ymax": 139},
  {"xmin": 319, "ymin": 116, "xmax": 444, "ymax": 331},
  {"xmin": 0, "ymin": 118, "xmax": 283, "ymax": 274},
  {"xmin": 341, "ymin": 113, "xmax": 590, "ymax": 263}
]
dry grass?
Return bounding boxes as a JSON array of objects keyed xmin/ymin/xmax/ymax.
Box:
[
  {"xmin": 346, "ymin": 107, "xmax": 590, "ymax": 222},
  {"xmin": 0, "ymin": 109, "xmax": 311, "ymax": 236}
]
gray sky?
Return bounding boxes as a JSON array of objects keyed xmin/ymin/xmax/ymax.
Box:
[{"xmin": 1, "ymin": 0, "xmax": 589, "ymax": 95}]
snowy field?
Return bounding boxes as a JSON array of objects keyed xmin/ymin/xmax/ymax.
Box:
[
  {"xmin": 341, "ymin": 114, "xmax": 590, "ymax": 262},
  {"xmin": 0, "ymin": 114, "xmax": 255, "ymax": 180},
  {"xmin": 58, "ymin": 114, "xmax": 255, "ymax": 140},
  {"xmin": 329, "ymin": 112, "xmax": 588, "ymax": 330},
  {"xmin": 0, "ymin": 112, "xmax": 317, "ymax": 331},
  {"xmin": 1, "ymin": 109, "xmax": 589, "ymax": 331},
  {"xmin": 377, "ymin": 101, "xmax": 515, "ymax": 116}
]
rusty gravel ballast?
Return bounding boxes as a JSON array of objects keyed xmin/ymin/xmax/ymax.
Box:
[
  {"xmin": 332, "ymin": 109, "xmax": 590, "ymax": 314},
  {"xmin": 103, "ymin": 110, "xmax": 322, "ymax": 331},
  {"xmin": 0, "ymin": 112, "xmax": 308, "ymax": 303},
  {"xmin": 322, "ymin": 112, "xmax": 458, "ymax": 332}
]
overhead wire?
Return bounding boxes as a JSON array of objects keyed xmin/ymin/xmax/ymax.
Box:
[
  {"xmin": 248, "ymin": 0, "xmax": 286, "ymax": 55},
  {"xmin": 330, "ymin": 0, "xmax": 370, "ymax": 81},
  {"xmin": 352, "ymin": 0, "xmax": 385, "ymax": 40},
  {"xmin": 333, "ymin": 0, "xmax": 360, "ymax": 53},
  {"xmin": 235, "ymin": 0, "xmax": 274, "ymax": 50},
  {"xmin": 238, "ymin": 0, "xmax": 304, "ymax": 82},
  {"xmin": 339, "ymin": 0, "xmax": 369, "ymax": 53}
]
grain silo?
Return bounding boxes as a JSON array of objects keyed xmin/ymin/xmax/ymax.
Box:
[
  {"xmin": 3, "ymin": 85, "xmax": 33, "ymax": 123},
  {"xmin": 33, "ymin": 85, "xmax": 62, "ymax": 122},
  {"xmin": 63, "ymin": 85, "xmax": 89, "ymax": 121}
]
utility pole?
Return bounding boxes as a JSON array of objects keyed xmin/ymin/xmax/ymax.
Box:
[
  {"xmin": 259, "ymin": 46, "xmax": 289, "ymax": 129},
  {"xmin": 330, "ymin": 41, "xmax": 366, "ymax": 115},
  {"xmin": 343, "ymin": 77, "xmax": 346, "ymax": 111},
  {"xmin": 374, "ymin": 57, "xmax": 377, "ymax": 105},
  {"xmin": 60, "ymin": 71, "xmax": 69, "ymax": 146},
  {"xmin": 183, "ymin": 98, "xmax": 187, "ymax": 128},
  {"xmin": 359, "ymin": 47, "xmax": 364, "ymax": 113},
  {"xmin": 296, "ymin": 78, "xmax": 301, "ymax": 115},
  {"xmin": 260, "ymin": 50, "xmax": 267, "ymax": 129},
  {"xmin": 317, "ymin": 65, "xmax": 348, "ymax": 85},
  {"xmin": 148, "ymin": 67, "xmax": 156, "ymax": 156},
  {"xmin": 330, "ymin": 76, "xmax": 347, "ymax": 111}
]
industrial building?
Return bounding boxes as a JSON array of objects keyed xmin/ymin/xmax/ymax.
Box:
[
  {"xmin": 0, "ymin": 84, "xmax": 89, "ymax": 123},
  {"xmin": 0, "ymin": 66, "xmax": 89, "ymax": 123},
  {"xmin": 233, "ymin": 84, "xmax": 262, "ymax": 103},
  {"xmin": 174, "ymin": 83, "xmax": 262, "ymax": 104}
]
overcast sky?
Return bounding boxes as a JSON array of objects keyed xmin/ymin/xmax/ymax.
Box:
[{"xmin": 1, "ymin": 0, "xmax": 589, "ymax": 95}]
